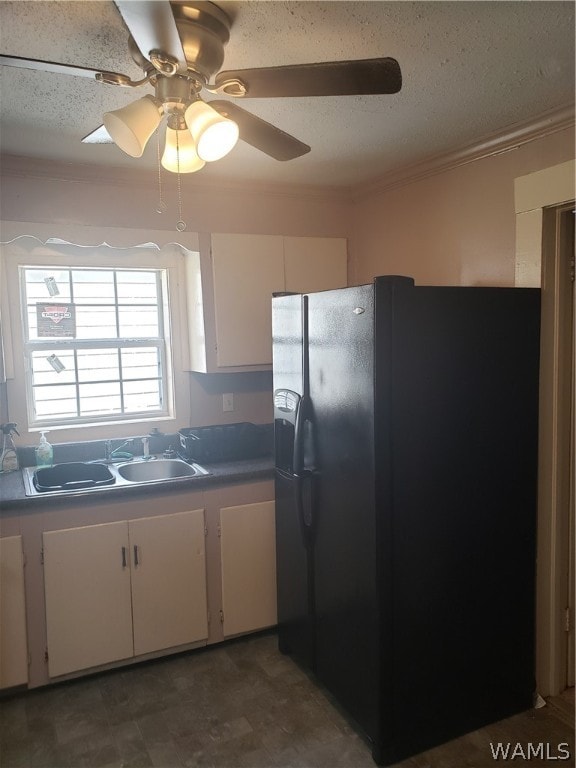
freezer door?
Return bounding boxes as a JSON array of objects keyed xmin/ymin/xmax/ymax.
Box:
[
  {"xmin": 274, "ymin": 389, "xmax": 301, "ymax": 474},
  {"xmin": 275, "ymin": 468, "xmax": 315, "ymax": 668},
  {"xmin": 307, "ymin": 284, "xmax": 380, "ymax": 741},
  {"xmin": 273, "ymin": 292, "xmax": 316, "ymax": 669},
  {"xmin": 272, "ymin": 293, "xmax": 304, "ymax": 398}
]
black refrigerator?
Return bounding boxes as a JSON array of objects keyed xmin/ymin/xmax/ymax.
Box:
[{"xmin": 272, "ymin": 276, "xmax": 540, "ymax": 766}]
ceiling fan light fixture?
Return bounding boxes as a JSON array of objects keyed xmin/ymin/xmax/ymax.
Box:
[
  {"xmin": 103, "ymin": 95, "xmax": 163, "ymax": 158},
  {"xmin": 185, "ymin": 100, "xmax": 239, "ymax": 162},
  {"xmin": 162, "ymin": 127, "xmax": 205, "ymax": 173}
]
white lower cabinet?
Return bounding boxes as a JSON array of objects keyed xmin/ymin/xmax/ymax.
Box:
[
  {"xmin": 219, "ymin": 500, "xmax": 277, "ymax": 637},
  {"xmin": 130, "ymin": 511, "xmax": 208, "ymax": 656},
  {"xmin": 0, "ymin": 535, "xmax": 28, "ymax": 688},
  {"xmin": 43, "ymin": 509, "xmax": 208, "ymax": 678}
]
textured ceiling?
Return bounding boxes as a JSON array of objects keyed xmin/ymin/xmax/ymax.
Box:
[{"xmin": 0, "ymin": 1, "xmax": 574, "ymax": 188}]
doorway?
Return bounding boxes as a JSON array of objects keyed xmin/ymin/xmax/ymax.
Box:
[{"xmin": 539, "ymin": 202, "xmax": 575, "ymax": 694}]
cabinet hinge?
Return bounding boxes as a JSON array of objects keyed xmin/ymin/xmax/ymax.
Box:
[
  {"xmin": 570, "ymin": 253, "xmax": 575, "ymax": 282},
  {"xmin": 217, "ymin": 523, "xmax": 221, "ymax": 538},
  {"xmin": 44, "ymin": 649, "xmax": 49, "ymax": 663},
  {"xmin": 219, "ymin": 609, "xmax": 224, "ymax": 624},
  {"xmin": 204, "ymin": 525, "xmax": 208, "ymax": 537},
  {"xmin": 40, "ymin": 548, "xmax": 44, "ymax": 565},
  {"xmin": 564, "ymin": 606, "xmax": 571, "ymax": 633}
]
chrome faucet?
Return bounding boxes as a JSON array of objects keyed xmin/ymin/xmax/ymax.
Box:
[{"xmin": 104, "ymin": 438, "xmax": 134, "ymax": 463}]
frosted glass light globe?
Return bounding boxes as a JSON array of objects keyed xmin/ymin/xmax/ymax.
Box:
[{"xmin": 185, "ymin": 101, "xmax": 239, "ymax": 162}]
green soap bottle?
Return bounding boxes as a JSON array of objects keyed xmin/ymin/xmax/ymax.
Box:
[{"xmin": 36, "ymin": 431, "xmax": 53, "ymax": 467}]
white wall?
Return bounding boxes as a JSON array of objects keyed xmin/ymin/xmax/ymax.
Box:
[
  {"xmin": 349, "ymin": 125, "xmax": 575, "ymax": 287},
  {"xmin": 1, "ymin": 123, "xmax": 574, "ymax": 434}
]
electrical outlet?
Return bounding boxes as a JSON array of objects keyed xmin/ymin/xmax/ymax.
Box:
[{"xmin": 223, "ymin": 393, "xmax": 234, "ymax": 412}]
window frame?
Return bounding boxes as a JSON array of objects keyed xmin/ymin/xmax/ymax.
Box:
[
  {"xmin": 20, "ymin": 264, "xmax": 172, "ymax": 428},
  {"xmin": 1, "ymin": 239, "xmax": 192, "ymax": 443}
]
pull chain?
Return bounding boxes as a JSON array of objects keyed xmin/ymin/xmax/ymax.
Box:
[
  {"xmin": 175, "ymin": 130, "xmax": 186, "ymax": 232},
  {"xmin": 155, "ymin": 129, "xmax": 167, "ymax": 214}
]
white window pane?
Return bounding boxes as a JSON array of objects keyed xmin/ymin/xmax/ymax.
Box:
[
  {"xmin": 75, "ymin": 307, "xmax": 117, "ymax": 339},
  {"xmin": 121, "ymin": 347, "xmax": 160, "ymax": 375},
  {"xmin": 72, "ymin": 270, "xmax": 115, "ymax": 304},
  {"xmin": 24, "ymin": 269, "xmax": 71, "ymax": 302},
  {"xmin": 27, "ymin": 307, "xmax": 40, "ymax": 339},
  {"xmin": 77, "ymin": 350, "xmax": 120, "ymax": 382},
  {"xmin": 33, "ymin": 385, "xmax": 78, "ymax": 418},
  {"xmin": 118, "ymin": 307, "xmax": 159, "ymax": 337},
  {"xmin": 116, "ymin": 271, "xmax": 158, "ymax": 304},
  {"xmin": 123, "ymin": 362, "xmax": 161, "ymax": 380},
  {"xmin": 31, "ymin": 351, "xmax": 76, "ymax": 385},
  {"xmin": 123, "ymin": 381, "xmax": 161, "ymax": 412},
  {"xmin": 79, "ymin": 382, "xmax": 121, "ymax": 416}
]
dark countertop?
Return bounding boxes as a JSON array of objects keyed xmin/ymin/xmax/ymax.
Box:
[{"xmin": 0, "ymin": 456, "xmax": 275, "ymax": 512}]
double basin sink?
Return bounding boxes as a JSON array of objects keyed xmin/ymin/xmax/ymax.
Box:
[{"xmin": 22, "ymin": 457, "xmax": 210, "ymax": 497}]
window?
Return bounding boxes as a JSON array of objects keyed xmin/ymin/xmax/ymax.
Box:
[{"xmin": 20, "ymin": 265, "xmax": 172, "ymax": 427}]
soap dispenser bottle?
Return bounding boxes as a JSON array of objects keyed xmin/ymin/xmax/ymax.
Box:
[
  {"xmin": 0, "ymin": 423, "xmax": 20, "ymax": 473},
  {"xmin": 36, "ymin": 431, "xmax": 53, "ymax": 467}
]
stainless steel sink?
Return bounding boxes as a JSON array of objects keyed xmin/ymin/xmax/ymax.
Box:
[
  {"xmin": 22, "ymin": 457, "xmax": 210, "ymax": 496},
  {"xmin": 116, "ymin": 459, "xmax": 205, "ymax": 483}
]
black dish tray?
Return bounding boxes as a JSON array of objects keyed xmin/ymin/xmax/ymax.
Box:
[
  {"xmin": 33, "ymin": 462, "xmax": 115, "ymax": 492},
  {"xmin": 179, "ymin": 422, "xmax": 268, "ymax": 463}
]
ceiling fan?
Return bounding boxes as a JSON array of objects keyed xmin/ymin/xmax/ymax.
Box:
[{"xmin": 0, "ymin": 0, "xmax": 402, "ymax": 173}]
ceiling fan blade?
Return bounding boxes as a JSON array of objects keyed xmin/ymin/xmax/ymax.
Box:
[
  {"xmin": 81, "ymin": 126, "xmax": 113, "ymax": 144},
  {"xmin": 210, "ymin": 101, "xmax": 310, "ymax": 161},
  {"xmin": 113, "ymin": 0, "xmax": 187, "ymax": 74},
  {"xmin": 215, "ymin": 57, "xmax": 401, "ymax": 98},
  {"xmin": 0, "ymin": 54, "xmax": 127, "ymax": 81}
]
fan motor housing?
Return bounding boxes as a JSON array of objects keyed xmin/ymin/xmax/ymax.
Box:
[{"xmin": 128, "ymin": 2, "xmax": 231, "ymax": 83}]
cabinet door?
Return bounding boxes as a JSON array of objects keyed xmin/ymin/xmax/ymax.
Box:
[
  {"xmin": 220, "ymin": 500, "xmax": 277, "ymax": 637},
  {"xmin": 43, "ymin": 522, "xmax": 133, "ymax": 678},
  {"xmin": 284, "ymin": 236, "xmax": 347, "ymax": 293},
  {"xmin": 211, "ymin": 233, "xmax": 284, "ymax": 367},
  {"xmin": 129, "ymin": 510, "xmax": 208, "ymax": 656},
  {"xmin": 0, "ymin": 536, "xmax": 28, "ymax": 688}
]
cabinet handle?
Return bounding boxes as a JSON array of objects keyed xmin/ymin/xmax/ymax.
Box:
[
  {"xmin": 133, "ymin": 545, "xmax": 139, "ymax": 567},
  {"xmin": 121, "ymin": 546, "xmax": 127, "ymax": 568}
]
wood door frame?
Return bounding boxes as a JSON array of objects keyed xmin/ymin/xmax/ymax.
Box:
[
  {"xmin": 539, "ymin": 203, "xmax": 574, "ymax": 695},
  {"xmin": 514, "ymin": 160, "xmax": 575, "ymax": 697}
]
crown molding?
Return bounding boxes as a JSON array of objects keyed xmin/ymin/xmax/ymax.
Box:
[
  {"xmin": 352, "ymin": 104, "xmax": 575, "ymax": 202},
  {"xmin": 1, "ymin": 104, "xmax": 573, "ymax": 205},
  {"xmin": 0, "ymin": 154, "xmax": 352, "ymax": 203}
]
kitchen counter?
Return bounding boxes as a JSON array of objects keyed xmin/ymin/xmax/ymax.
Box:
[
  {"xmin": 0, "ymin": 455, "xmax": 276, "ymax": 690},
  {"xmin": 0, "ymin": 455, "xmax": 274, "ymax": 512}
]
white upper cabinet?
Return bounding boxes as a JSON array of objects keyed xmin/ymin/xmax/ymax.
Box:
[
  {"xmin": 211, "ymin": 234, "xmax": 285, "ymax": 368},
  {"xmin": 186, "ymin": 232, "xmax": 347, "ymax": 372}
]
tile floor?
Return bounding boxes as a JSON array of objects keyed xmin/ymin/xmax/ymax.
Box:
[{"xmin": 0, "ymin": 632, "xmax": 574, "ymax": 768}]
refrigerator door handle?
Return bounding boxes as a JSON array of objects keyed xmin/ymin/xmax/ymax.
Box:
[
  {"xmin": 295, "ymin": 469, "xmax": 314, "ymax": 552},
  {"xmin": 293, "ymin": 394, "xmax": 310, "ymax": 475},
  {"xmin": 295, "ymin": 414, "xmax": 316, "ymax": 539},
  {"xmin": 299, "ymin": 469, "xmax": 314, "ymax": 529}
]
